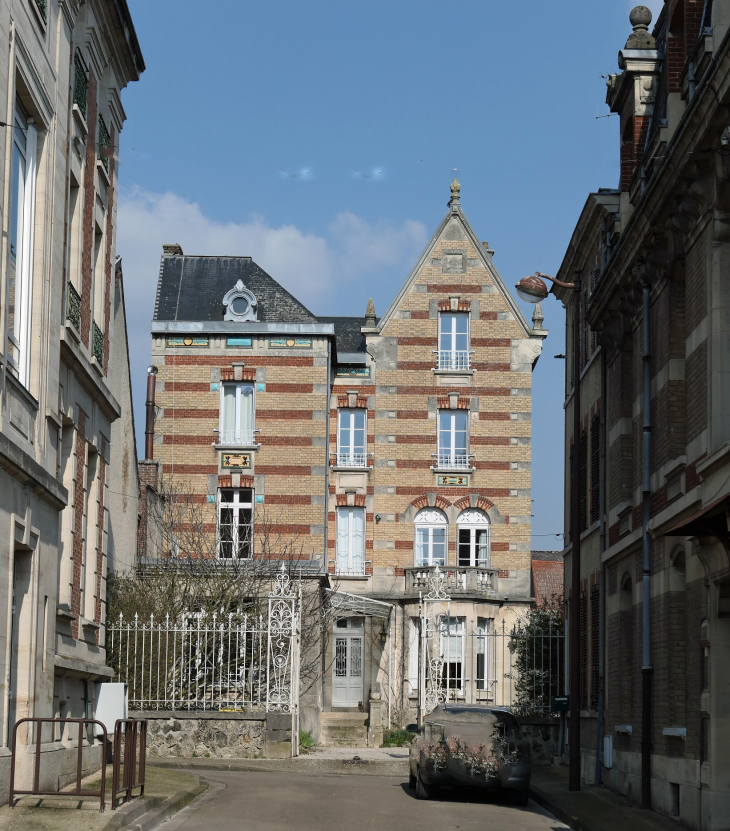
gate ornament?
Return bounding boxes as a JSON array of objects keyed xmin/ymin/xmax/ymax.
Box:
[
  {"xmin": 420, "ymin": 565, "xmax": 451, "ymax": 715},
  {"xmin": 266, "ymin": 565, "xmax": 298, "ymax": 713}
]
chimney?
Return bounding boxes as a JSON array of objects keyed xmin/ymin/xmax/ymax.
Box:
[
  {"xmin": 162, "ymin": 243, "xmax": 183, "ymax": 256},
  {"xmin": 144, "ymin": 365, "xmax": 158, "ymax": 460}
]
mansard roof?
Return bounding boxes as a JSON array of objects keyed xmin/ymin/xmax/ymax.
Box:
[
  {"xmin": 153, "ymin": 254, "xmax": 318, "ymax": 324},
  {"xmin": 316, "ymin": 316, "xmax": 378, "ymax": 356}
]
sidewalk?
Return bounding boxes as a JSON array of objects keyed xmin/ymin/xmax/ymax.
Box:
[
  {"xmin": 0, "ymin": 765, "xmax": 205, "ymax": 831},
  {"xmin": 530, "ymin": 766, "xmax": 681, "ymax": 831}
]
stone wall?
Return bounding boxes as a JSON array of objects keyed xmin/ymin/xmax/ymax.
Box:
[
  {"xmin": 141, "ymin": 711, "xmax": 291, "ymax": 760},
  {"xmin": 516, "ymin": 717, "xmax": 560, "ymax": 765}
]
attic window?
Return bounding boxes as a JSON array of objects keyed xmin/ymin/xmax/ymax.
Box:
[{"xmin": 223, "ymin": 280, "xmax": 258, "ymax": 322}]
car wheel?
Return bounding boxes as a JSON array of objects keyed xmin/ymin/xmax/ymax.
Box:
[
  {"xmin": 416, "ymin": 771, "xmax": 432, "ymax": 800},
  {"xmin": 408, "ymin": 771, "xmax": 417, "ymax": 790},
  {"xmin": 513, "ymin": 789, "xmax": 529, "ymax": 807}
]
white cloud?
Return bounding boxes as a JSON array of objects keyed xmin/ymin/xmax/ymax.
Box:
[{"xmin": 115, "ymin": 187, "xmax": 428, "ymax": 454}]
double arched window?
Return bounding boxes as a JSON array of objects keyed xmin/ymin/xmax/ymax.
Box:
[{"xmin": 413, "ymin": 508, "xmax": 491, "ymax": 567}]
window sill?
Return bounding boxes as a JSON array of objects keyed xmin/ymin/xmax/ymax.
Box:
[
  {"xmin": 331, "ymin": 465, "xmax": 372, "ymax": 473},
  {"xmin": 96, "ymin": 159, "xmax": 111, "ymax": 187},
  {"xmin": 431, "ymin": 466, "xmax": 474, "ymax": 474},
  {"xmin": 72, "ymin": 103, "xmax": 88, "ymax": 137},
  {"xmin": 432, "ymin": 368, "xmax": 474, "ymax": 376},
  {"xmin": 65, "ymin": 320, "xmax": 81, "ymax": 343},
  {"xmin": 334, "ymin": 573, "xmax": 368, "ymax": 580},
  {"xmin": 214, "ymin": 442, "xmax": 260, "ymax": 451}
]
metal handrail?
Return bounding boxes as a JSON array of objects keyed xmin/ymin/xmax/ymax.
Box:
[
  {"xmin": 9, "ymin": 718, "xmax": 108, "ymax": 812},
  {"xmin": 111, "ymin": 719, "xmax": 147, "ymax": 808}
]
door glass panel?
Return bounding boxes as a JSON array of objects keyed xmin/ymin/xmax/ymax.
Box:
[
  {"xmin": 222, "ymin": 386, "xmax": 236, "ymax": 434},
  {"xmin": 219, "ymin": 507, "xmax": 233, "ymax": 558},
  {"xmin": 350, "ymin": 638, "xmax": 362, "ymax": 677},
  {"xmin": 476, "ymin": 529, "xmax": 489, "ymax": 566},
  {"xmin": 335, "ymin": 638, "xmax": 347, "ymax": 676},
  {"xmin": 458, "ymin": 528, "xmax": 471, "ymax": 566},
  {"xmin": 431, "ymin": 528, "xmax": 446, "ymax": 565}
]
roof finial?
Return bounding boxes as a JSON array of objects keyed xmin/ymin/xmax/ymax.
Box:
[
  {"xmin": 532, "ymin": 302, "xmax": 544, "ymax": 330},
  {"xmin": 449, "ymin": 178, "xmax": 461, "ymax": 207},
  {"xmin": 365, "ymin": 298, "xmax": 376, "ymax": 327},
  {"xmin": 625, "ymin": 6, "xmax": 654, "ymax": 48}
]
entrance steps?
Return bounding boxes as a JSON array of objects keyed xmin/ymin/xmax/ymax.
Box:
[{"xmin": 319, "ymin": 711, "xmax": 368, "ymax": 747}]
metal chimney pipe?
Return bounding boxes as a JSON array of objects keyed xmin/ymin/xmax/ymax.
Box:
[{"xmin": 145, "ymin": 366, "xmax": 158, "ymax": 461}]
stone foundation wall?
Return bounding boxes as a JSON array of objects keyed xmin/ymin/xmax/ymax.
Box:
[
  {"xmin": 516, "ymin": 717, "xmax": 560, "ymax": 764},
  {"xmin": 140, "ymin": 711, "xmax": 291, "ymax": 760}
]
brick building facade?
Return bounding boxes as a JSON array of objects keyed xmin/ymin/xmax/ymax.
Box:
[
  {"xmin": 556, "ymin": 4, "xmax": 730, "ymax": 828},
  {"xmin": 143, "ymin": 181, "xmax": 547, "ymax": 736}
]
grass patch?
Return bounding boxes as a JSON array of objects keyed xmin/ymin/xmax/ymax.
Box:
[
  {"xmin": 382, "ymin": 729, "xmax": 416, "ymax": 747},
  {"xmin": 299, "ymin": 729, "xmax": 316, "ymax": 753}
]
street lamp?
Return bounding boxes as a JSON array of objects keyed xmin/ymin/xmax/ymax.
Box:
[{"xmin": 515, "ymin": 270, "xmax": 582, "ymax": 793}]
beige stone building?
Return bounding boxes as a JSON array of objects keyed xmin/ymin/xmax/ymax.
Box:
[
  {"xmin": 145, "ymin": 181, "xmax": 547, "ymax": 740},
  {"xmin": 0, "ymin": 0, "xmax": 142, "ymax": 795},
  {"xmin": 555, "ymin": 3, "xmax": 730, "ymax": 827}
]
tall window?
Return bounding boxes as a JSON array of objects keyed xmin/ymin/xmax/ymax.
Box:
[
  {"xmin": 476, "ymin": 618, "xmax": 491, "ymax": 691},
  {"xmin": 440, "ymin": 617, "xmax": 464, "ymax": 692},
  {"xmin": 437, "ymin": 410, "xmax": 469, "ymax": 469},
  {"xmin": 438, "ymin": 313, "xmax": 469, "ymax": 370},
  {"xmin": 7, "ymin": 98, "xmax": 37, "ymax": 387},
  {"xmin": 217, "ymin": 488, "xmax": 253, "ymax": 558},
  {"xmin": 220, "ymin": 383, "xmax": 254, "ymax": 444},
  {"xmin": 457, "ymin": 509, "xmax": 491, "ymax": 567},
  {"xmin": 336, "ymin": 507, "xmax": 365, "ymax": 575},
  {"xmin": 414, "ymin": 508, "xmax": 447, "ymax": 566},
  {"xmin": 337, "ymin": 409, "xmax": 366, "ymax": 467}
]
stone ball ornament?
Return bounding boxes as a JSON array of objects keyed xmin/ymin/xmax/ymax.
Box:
[{"xmin": 629, "ymin": 6, "xmax": 652, "ymax": 29}]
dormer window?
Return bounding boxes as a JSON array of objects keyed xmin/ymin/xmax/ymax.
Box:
[{"xmin": 223, "ymin": 280, "xmax": 258, "ymax": 322}]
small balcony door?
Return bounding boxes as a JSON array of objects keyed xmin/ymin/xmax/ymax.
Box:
[{"xmin": 332, "ymin": 618, "xmax": 364, "ymax": 707}]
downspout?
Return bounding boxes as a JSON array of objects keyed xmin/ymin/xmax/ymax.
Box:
[
  {"xmin": 594, "ymin": 347, "xmax": 607, "ymax": 785},
  {"xmin": 641, "ymin": 283, "xmax": 653, "ymax": 810},
  {"xmin": 144, "ymin": 366, "xmax": 158, "ymax": 460},
  {"xmin": 321, "ymin": 337, "xmax": 332, "ymax": 712}
]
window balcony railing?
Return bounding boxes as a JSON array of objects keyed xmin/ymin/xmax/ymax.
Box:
[
  {"xmin": 216, "ymin": 429, "xmax": 258, "ymax": 446},
  {"xmin": 334, "ymin": 561, "xmax": 366, "ymax": 577},
  {"xmin": 92, "ymin": 321, "xmax": 104, "ymax": 365},
  {"xmin": 98, "ymin": 114, "xmax": 111, "ymax": 173},
  {"xmin": 67, "ymin": 283, "xmax": 81, "ymax": 332},
  {"xmin": 34, "ymin": 0, "xmax": 47, "ymax": 24},
  {"xmin": 405, "ymin": 566, "xmax": 498, "ymax": 597},
  {"xmin": 336, "ymin": 452, "xmax": 368, "ymax": 468},
  {"xmin": 437, "ymin": 350, "xmax": 471, "ymax": 371},
  {"xmin": 433, "ymin": 453, "xmax": 472, "ymax": 470}
]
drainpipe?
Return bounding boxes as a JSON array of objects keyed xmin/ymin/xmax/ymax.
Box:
[
  {"xmin": 641, "ymin": 283, "xmax": 653, "ymax": 810},
  {"xmin": 594, "ymin": 348, "xmax": 607, "ymax": 785},
  {"xmin": 321, "ymin": 338, "xmax": 332, "ymax": 712},
  {"xmin": 688, "ymin": 62, "xmax": 696, "ymax": 102},
  {"xmin": 144, "ymin": 366, "xmax": 158, "ymax": 460}
]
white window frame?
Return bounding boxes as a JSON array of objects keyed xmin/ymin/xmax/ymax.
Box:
[
  {"xmin": 337, "ymin": 408, "xmax": 367, "ymax": 467},
  {"xmin": 219, "ymin": 382, "xmax": 255, "ymax": 445},
  {"xmin": 414, "ymin": 508, "xmax": 448, "ymax": 566},
  {"xmin": 216, "ymin": 487, "xmax": 253, "ymax": 559},
  {"xmin": 476, "ymin": 617, "xmax": 493, "ymax": 693},
  {"xmin": 437, "ymin": 409, "xmax": 470, "ymax": 469},
  {"xmin": 7, "ymin": 98, "xmax": 37, "ymax": 387},
  {"xmin": 456, "ymin": 509, "xmax": 491, "ymax": 567},
  {"xmin": 437, "ymin": 312, "xmax": 470, "ymax": 370},
  {"xmin": 336, "ymin": 506, "xmax": 365, "ymax": 575}
]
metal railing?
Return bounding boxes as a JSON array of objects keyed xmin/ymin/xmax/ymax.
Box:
[
  {"xmin": 34, "ymin": 0, "xmax": 47, "ymax": 24},
  {"xmin": 336, "ymin": 452, "xmax": 368, "ymax": 468},
  {"xmin": 111, "ymin": 719, "xmax": 147, "ymax": 809},
  {"xmin": 437, "ymin": 350, "xmax": 471, "ymax": 370},
  {"xmin": 334, "ymin": 561, "xmax": 366, "ymax": 577},
  {"xmin": 98, "ymin": 114, "xmax": 111, "ymax": 173},
  {"xmin": 67, "ymin": 282, "xmax": 81, "ymax": 332},
  {"xmin": 92, "ymin": 321, "xmax": 104, "ymax": 364},
  {"xmin": 73, "ymin": 50, "xmax": 88, "ymax": 119},
  {"xmin": 216, "ymin": 428, "xmax": 258, "ymax": 445},
  {"xmin": 433, "ymin": 453, "xmax": 472, "ymax": 470},
  {"xmin": 9, "ymin": 718, "xmax": 107, "ymax": 812}
]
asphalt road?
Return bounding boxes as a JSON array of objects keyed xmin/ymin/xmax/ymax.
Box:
[{"xmin": 159, "ymin": 770, "xmax": 571, "ymax": 831}]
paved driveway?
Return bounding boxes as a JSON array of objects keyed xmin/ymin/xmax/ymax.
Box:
[{"xmin": 159, "ymin": 769, "xmax": 570, "ymax": 831}]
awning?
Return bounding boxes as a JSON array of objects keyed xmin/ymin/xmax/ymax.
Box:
[
  {"xmin": 325, "ymin": 589, "xmax": 393, "ymax": 620},
  {"xmin": 665, "ymin": 494, "xmax": 730, "ymax": 547}
]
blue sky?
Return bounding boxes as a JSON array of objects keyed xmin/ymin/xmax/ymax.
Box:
[{"xmin": 118, "ymin": 0, "xmax": 663, "ymax": 548}]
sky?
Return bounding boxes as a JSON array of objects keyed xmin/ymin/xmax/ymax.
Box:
[{"xmin": 117, "ymin": 0, "xmax": 665, "ymax": 549}]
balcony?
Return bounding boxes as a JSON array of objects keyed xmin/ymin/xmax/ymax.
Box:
[
  {"xmin": 431, "ymin": 453, "xmax": 474, "ymax": 472},
  {"xmin": 436, "ymin": 350, "xmax": 471, "ymax": 371},
  {"xmin": 334, "ymin": 561, "xmax": 367, "ymax": 577},
  {"xmin": 336, "ymin": 452, "xmax": 368, "ymax": 468},
  {"xmin": 92, "ymin": 321, "xmax": 104, "ymax": 365},
  {"xmin": 214, "ymin": 428, "xmax": 259, "ymax": 447},
  {"xmin": 405, "ymin": 566, "xmax": 498, "ymax": 597},
  {"xmin": 67, "ymin": 283, "xmax": 81, "ymax": 333}
]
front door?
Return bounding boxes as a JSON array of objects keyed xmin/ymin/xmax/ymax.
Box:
[{"xmin": 332, "ymin": 619, "xmax": 363, "ymax": 707}]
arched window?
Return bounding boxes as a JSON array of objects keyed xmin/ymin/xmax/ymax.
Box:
[
  {"xmin": 414, "ymin": 509, "xmax": 447, "ymax": 566},
  {"xmin": 457, "ymin": 509, "xmax": 490, "ymax": 567}
]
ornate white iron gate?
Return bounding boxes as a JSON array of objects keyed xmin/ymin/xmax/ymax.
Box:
[{"xmin": 109, "ymin": 566, "xmax": 301, "ymax": 715}]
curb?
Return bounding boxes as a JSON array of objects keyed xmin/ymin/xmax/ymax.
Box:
[
  {"xmin": 101, "ymin": 773, "xmax": 208, "ymax": 831},
  {"xmin": 148, "ymin": 757, "xmax": 408, "ymax": 778},
  {"xmin": 529, "ymin": 786, "xmax": 592, "ymax": 831}
]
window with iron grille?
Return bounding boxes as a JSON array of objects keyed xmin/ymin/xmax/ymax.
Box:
[
  {"xmin": 590, "ymin": 586, "xmax": 600, "ymax": 709},
  {"xmin": 590, "ymin": 414, "xmax": 600, "ymax": 524},
  {"xmin": 98, "ymin": 114, "xmax": 111, "ymax": 173},
  {"xmin": 579, "ymin": 429, "xmax": 588, "ymax": 534},
  {"xmin": 580, "ymin": 592, "xmax": 588, "ymax": 710}
]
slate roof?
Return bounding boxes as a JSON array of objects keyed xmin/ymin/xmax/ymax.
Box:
[
  {"xmin": 316, "ymin": 316, "xmax": 375, "ymax": 356},
  {"xmin": 153, "ymin": 255, "xmax": 318, "ymax": 323}
]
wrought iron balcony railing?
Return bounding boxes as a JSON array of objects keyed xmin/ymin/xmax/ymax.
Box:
[
  {"xmin": 433, "ymin": 453, "xmax": 472, "ymax": 470},
  {"xmin": 215, "ymin": 429, "xmax": 258, "ymax": 446},
  {"xmin": 34, "ymin": 0, "xmax": 47, "ymax": 24},
  {"xmin": 436, "ymin": 350, "xmax": 471, "ymax": 371},
  {"xmin": 405, "ymin": 566, "xmax": 498, "ymax": 596},
  {"xmin": 73, "ymin": 50, "xmax": 88, "ymax": 120},
  {"xmin": 336, "ymin": 452, "xmax": 368, "ymax": 468},
  {"xmin": 334, "ymin": 561, "xmax": 366, "ymax": 577},
  {"xmin": 98, "ymin": 114, "xmax": 111, "ymax": 173},
  {"xmin": 67, "ymin": 283, "xmax": 81, "ymax": 332},
  {"xmin": 92, "ymin": 321, "xmax": 104, "ymax": 365}
]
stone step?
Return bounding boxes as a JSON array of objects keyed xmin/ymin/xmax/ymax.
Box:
[{"xmin": 319, "ymin": 712, "xmax": 368, "ymax": 747}]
